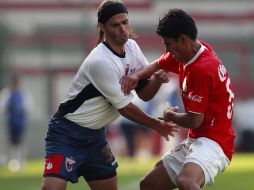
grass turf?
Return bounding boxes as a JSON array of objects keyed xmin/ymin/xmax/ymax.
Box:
[{"xmin": 0, "ymin": 153, "xmax": 253, "ymax": 190}]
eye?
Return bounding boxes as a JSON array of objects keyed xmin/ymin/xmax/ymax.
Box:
[
  {"xmin": 164, "ymin": 43, "xmax": 170, "ymax": 48},
  {"xmin": 123, "ymin": 20, "xmax": 129, "ymax": 25},
  {"xmin": 111, "ymin": 23, "xmax": 120, "ymax": 28}
]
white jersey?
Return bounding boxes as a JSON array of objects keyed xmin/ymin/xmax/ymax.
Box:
[{"xmin": 56, "ymin": 39, "xmax": 148, "ymax": 129}]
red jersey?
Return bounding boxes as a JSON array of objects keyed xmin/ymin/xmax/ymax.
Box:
[{"xmin": 158, "ymin": 41, "xmax": 235, "ymax": 160}]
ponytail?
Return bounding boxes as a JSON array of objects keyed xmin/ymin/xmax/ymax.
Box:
[{"xmin": 96, "ymin": 29, "xmax": 104, "ymax": 45}]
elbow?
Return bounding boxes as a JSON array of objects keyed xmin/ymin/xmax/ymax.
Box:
[
  {"xmin": 192, "ymin": 123, "xmax": 201, "ymax": 129},
  {"xmin": 136, "ymin": 92, "xmax": 153, "ymax": 102},
  {"xmin": 140, "ymin": 96, "xmax": 152, "ymax": 102},
  {"xmin": 187, "ymin": 113, "xmax": 204, "ymax": 129},
  {"xmin": 118, "ymin": 106, "xmax": 128, "ymax": 116},
  {"xmin": 191, "ymin": 119, "xmax": 203, "ymax": 129}
]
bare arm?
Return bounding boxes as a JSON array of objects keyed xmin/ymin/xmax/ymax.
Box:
[
  {"xmin": 119, "ymin": 102, "xmax": 178, "ymax": 140},
  {"xmin": 135, "ymin": 60, "xmax": 161, "ymax": 79},
  {"xmin": 121, "ymin": 60, "xmax": 161, "ymax": 95},
  {"xmin": 163, "ymin": 103, "xmax": 204, "ymax": 129},
  {"xmin": 137, "ymin": 69, "xmax": 169, "ymax": 101}
]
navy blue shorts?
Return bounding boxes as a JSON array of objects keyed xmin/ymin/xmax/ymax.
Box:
[{"xmin": 43, "ymin": 116, "xmax": 118, "ymax": 183}]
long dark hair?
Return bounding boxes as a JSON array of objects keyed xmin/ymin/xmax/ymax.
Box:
[{"xmin": 96, "ymin": 0, "xmax": 137, "ymax": 45}]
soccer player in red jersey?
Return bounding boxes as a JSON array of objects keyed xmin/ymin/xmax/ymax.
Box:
[{"xmin": 121, "ymin": 8, "xmax": 235, "ymax": 190}]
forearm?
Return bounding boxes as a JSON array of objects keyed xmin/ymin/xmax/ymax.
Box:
[
  {"xmin": 164, "ymin": 111, "xmax": 203, "ymax": 129},
  {"xmin": 120, "ymin": 61, "xmax": 162, "ymax": 96},
  {"xmin": 137, "ymin": 76, "xmax": 162, "ymax": 101},
  {"xmin": 136, "ymin": 61, "xmax": 161, "ymax": 79},
  {"xmin": 119, "ymin": 103, "xmax": 159, "ymax": 130}
]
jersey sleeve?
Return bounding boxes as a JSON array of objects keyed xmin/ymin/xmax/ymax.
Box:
[
  {"xmin": 184, "ymin": 68, "xmax": 211, "ymax": 113},
  {"xmin": 158, "ymin": 53, "xmax": 180, "ymax": 74},
  {"xmin": 86, "ymin": 59, "xmax": 133, "ymax": 109}
]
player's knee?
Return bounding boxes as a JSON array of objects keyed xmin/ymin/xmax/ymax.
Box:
[
  {"xmin": 41, "ymin": 177, "xmax": 66, "ymax": 190},
  {"xmin": 41, "ymin": 180, "xmax": 52, "ymax": 190},
  {"xmin": 41, "ymin": 183, "xmax": 60, "ymax": 190},
  {"xmin": 41, "ymin": 180, "xmax": 47, "ymax": 190},
  {"xmin": 177, "ymin": 176, "xmax": 201, "ymax": 190},
  {"xmin": 140, "ymin": 176, "xmax": 152, "ymax": 190}
]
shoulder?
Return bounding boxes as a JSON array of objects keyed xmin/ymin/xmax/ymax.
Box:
[
  {"xmin": 192, "ymin": 45, "xmax": 221, "ymax": 75},
  {"xmin": 200, "ymin": 41, "xmax": 215, "ymax": 52},
  {"xmin": 127, "ymin": 39, "xmax": 138, "ymax": 46},
  {"xmin": 125, "ymin": 39, "xmax": 141, "ymax": 50},
  {"xmin": 188, "ymin": 58, "xmax": 219, "ymax": 82},
  {"xmin": 200, "ymin": 41, "xmax": 221, "ymax": 68},
  {"xmin": 85, "ymin": 45, "xmax": 113, "ymax": 68},
  {"xmin": 87, "ymin": 43, "xmax": 109, "ymax": 60},
  {"xmin": 86, "ymin": 56, "xmax": 112, "ymax": 73}
]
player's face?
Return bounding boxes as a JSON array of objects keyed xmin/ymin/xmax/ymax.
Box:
[
  {"xmin": 162, "ymin": 36, "xmax": 187, "ymax": 62},
  {"xmin": 101, "ymin": 13, "xmax": 130, "ymax": 46}
]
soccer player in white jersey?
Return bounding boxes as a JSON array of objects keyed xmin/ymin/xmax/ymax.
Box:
[
  {"xmin": 121, "ymin": 9, "xmax": 235, "ymax": 190},
  {"xmin": 41, "ymin": 1, "xmax": 178, "ymax": 190}
]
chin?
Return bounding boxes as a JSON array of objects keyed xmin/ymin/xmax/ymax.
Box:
[
  {"xmin": 174, "ymin": 55, "xmax": 182, "ymax": 62},
  {"xmin": 120, "ymin": 39, "xmax": 128, "ymax": 45}
]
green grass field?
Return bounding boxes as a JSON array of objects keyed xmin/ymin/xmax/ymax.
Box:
[{"xmin": 0, "ymin": 153, "xmax": 253, "ymax": 190}]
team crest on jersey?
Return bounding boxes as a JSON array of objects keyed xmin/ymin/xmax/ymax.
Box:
[
  {"xmin": 124, "ymin": 64, "xmax": 130, "ymax": 76},
  {"xmin": 218, "ymin": 65, "xmax": 227, "ymax": 82},
  {"xmin": 124, "ymin": 64, "xmax": 136, "ymax": 76},
  {"xmin": 65, "ymin": 157, "xmax": 76, "ymax": 172},
  {"xmin": 182, "ymin": 77, "xmax": 187, "ymax": 92},
  {"xmin": 46, "ymin": 162, "xmax": 53, "ymax": 170}
]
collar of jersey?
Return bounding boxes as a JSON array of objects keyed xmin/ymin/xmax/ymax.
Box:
[
  {"xmin": 184, "ymin": 42, "xmax": 205, "ymax": 68},
  {"xmin": 102, "ymin": 41, "xmax": 126, "ymax": 58}
]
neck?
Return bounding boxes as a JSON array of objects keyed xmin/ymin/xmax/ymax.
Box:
[
  {"xmin": 184, "ymin": 40, "xmax": 201, "ymax": 64},
  {"xmin": 104, "ymin": 40, "xmax": 125, "ymax": 55},
  {"xmin": 103, "ymin": 41, "xmax": 126, "ymax": 58},
  {"xmin": 192, "ymin": 40, "xmax": 201, "ymax": 54}
]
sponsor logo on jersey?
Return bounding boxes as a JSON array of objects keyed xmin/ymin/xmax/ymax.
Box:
[
  {"xmin": 65, "ymin": 157, "xmax": 76, "ymax": 172},
  {"xmin": 130, "ymin": 68, "xmax": 136, "ymax": 74},
  {"xmin": 181, "ymin": 77, "xmax": 202, "ymax": 103},
  {"xmin": 218, "ymin": 64, "xmax": 227, "ymax": 82},
  {"xmin": 182, "ymin": 92, "xmax": 203, "ymax": 103}
]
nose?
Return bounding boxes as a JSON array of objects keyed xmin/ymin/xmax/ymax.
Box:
[
  {"xmin": 165, "ymin": 45, "xmax": 173, "ymax": 53},
  {"xmin": 119, "ymin": 23, "xmax": 126, "ymax": 32},
  {"xmin": 165, "ymin": 46, "xmax": 170, "ymax": 53}
]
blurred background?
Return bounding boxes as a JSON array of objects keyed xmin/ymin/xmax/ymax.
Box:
[{"xmin": 0, "ymin": 0, "xmax": 253, "ymax": 187}]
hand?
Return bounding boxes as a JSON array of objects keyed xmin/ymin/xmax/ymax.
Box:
[
  {"xmin": 163, "ymin": 102, "xmax": 179, "ymax": 122},
  {"xmin": 155, "ymin": 119, "xmax": 179, "ymax": 141},
  {"xmin": 120, "ymin": 74, "xmax": 139, "ymax": 95},
  {"xmin": 153, "ymin": 69, "xmax": 169, "ymax": 84}
]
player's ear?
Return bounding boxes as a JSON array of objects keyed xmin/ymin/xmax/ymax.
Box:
[
  {"xmin": 179, "ymin": 34, "xmax": 188, "ymax": 45},
  {"xmin": 98, "ymin": 23, "xmax": 105, "ymax": 33}
]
